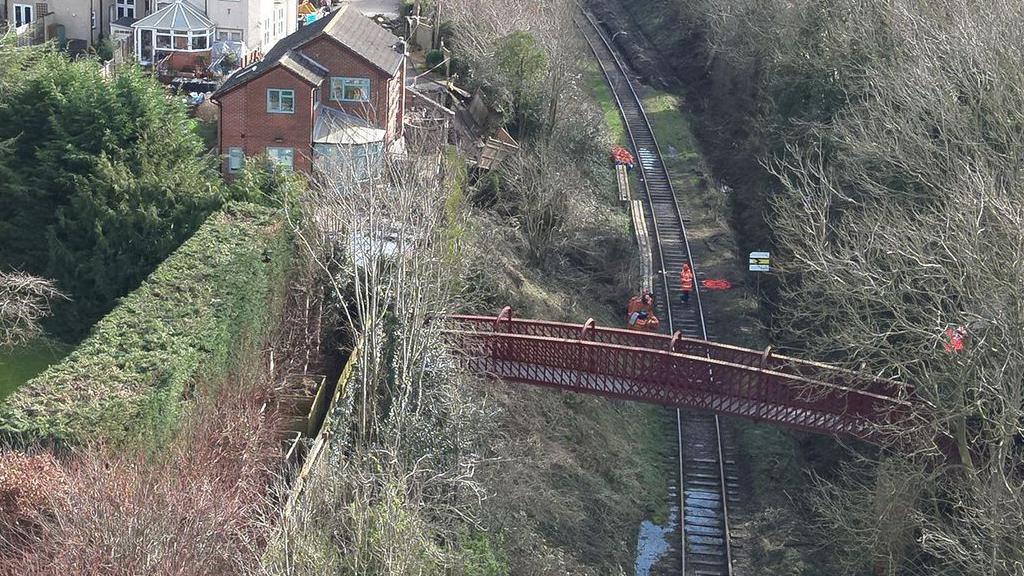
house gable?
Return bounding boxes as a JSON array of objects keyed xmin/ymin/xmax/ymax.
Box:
[
  {"xmin": 214, "ymin": 5, "xmax": 406, "ymax": 176},
  {"xmin": 218, "ymin": 64, "xmax": 318, "ymax": 174},
  {"xmin": 299, "ymin": 35, "xmax": 393, "ymax": 129}
]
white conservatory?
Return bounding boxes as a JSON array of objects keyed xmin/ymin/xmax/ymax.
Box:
[{"xmin": 131, "ymin": 1, "xmax": 215, "ymax": 66}]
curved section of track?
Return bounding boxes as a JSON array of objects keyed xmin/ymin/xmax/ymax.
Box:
[{"xmin": 578, "ymin": 11, "xmax": 735, "ymax": 576}]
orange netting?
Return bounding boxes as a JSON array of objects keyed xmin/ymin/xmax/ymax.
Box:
[
  {"xmin": 611, "ymin": 146, "xmax": 635, "ymax": 166},
  {"xmin": 701, "ymin": 279, "xmax": 733, "ymax": 290}
]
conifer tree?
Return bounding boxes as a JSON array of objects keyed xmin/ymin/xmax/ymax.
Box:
[{"xmin": 0, "ymin": 36, "xmax": 225, "ymax": 338}]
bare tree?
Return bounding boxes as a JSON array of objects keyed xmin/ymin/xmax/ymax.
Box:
[
  {"xmin": 446, "ymin": 0, "xmax": 588, "ymax": 138},
  {"xmin": 269, "ymin": 136, "xmax": 494, "ymax": 574},
  {"xmin": 760, "ymin": 0, "xmax": 1024, "ymax": 573},
  {"xmin": 0, "ymin": 272, "xmax": 65, "ymax": 348}
]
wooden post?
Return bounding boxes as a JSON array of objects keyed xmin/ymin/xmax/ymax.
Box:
[
  {"xmin": 442, "ymin": 42, "xmax": 450, "ymax": 80},
  {"xmin": 432, "ymin": 0, "xmax": 442, "ymax": 50}
]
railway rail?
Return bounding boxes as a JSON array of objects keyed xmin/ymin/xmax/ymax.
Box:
[{"xmin": 577, "ymin": 11, "xmax": 737, "ymax": 576}]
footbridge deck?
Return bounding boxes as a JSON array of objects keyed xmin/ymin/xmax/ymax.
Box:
[{"xmin": 446, "ymin": 310, "xmax": 916, "ymax": 444}]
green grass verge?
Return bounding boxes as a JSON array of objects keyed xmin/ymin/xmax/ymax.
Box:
[
  {"xmin": 584, "ymin": 60, "xmax": 627, "ymax": 144},
  {"xmin": 0, "ymin": 342, "xmax": 70, "ymax": 403},
  {"xmin": 0, "ymin": 202, "xmax": 292, "ymax": 447},
  {"xmin": 642, "ymin": 91, "xmax": 704, "ymax": 175}
]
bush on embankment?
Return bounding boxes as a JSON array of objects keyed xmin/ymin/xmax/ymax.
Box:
[{"xmin": 0, "ymin": 203, "xmax": 291, "ymax": 447}]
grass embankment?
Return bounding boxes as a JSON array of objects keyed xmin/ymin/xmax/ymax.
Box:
[
  {"xmin": 0, "ymin": 343, "xmax": 69, "ymax": 403},
  {"xmin": 585, "ymin": 61, "xmax": 627, "ymax": 144},
  {"xmin": 0, "ymin": 203, "xmax": 292, "ymax": 447},
  {"xmin": 584, "ymin": 60, "xmax": 644, "ymax": 202},
  {"xmin": 437, "ymin": 54, "xmax": 677, "ymax": 574},
  {"xmin": 464, "ymin": 187, "xmax": 674, "ymax": 571}
]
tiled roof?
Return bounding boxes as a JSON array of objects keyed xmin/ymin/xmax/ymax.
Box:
[
  {"xmin": 279, "ymin": 51, "xmax": 328, "ymax": 86},
  {"xmin": 321, "ymin": 6, "xmax": 404, "ymax": 74},
  {"xmin": 213, "ymin": 5, "xmax": 403, "ymax": 98},
  {"xmin": 214, "ymin": 11, "xmax": 336, "ymax": 97},
  {"xmin": 131, "ymin": 1, "xmax": 213, "ymax": 30}
]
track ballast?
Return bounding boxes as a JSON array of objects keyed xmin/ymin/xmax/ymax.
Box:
[{"xmin": 578, "ymin": 11, "xmax": 738, "ymax": 576}]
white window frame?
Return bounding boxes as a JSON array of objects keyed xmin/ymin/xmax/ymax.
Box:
[
  {"xmin": 266, "ymin": 89, "xmax": 295, "ymax": 113},
  {"xmin": 115, "ymin": 0, "xmax": 135, "ymax": 20},
  {"xmin": 217, "ymin": 28, "xmax": 243, "ymax": 41},
  {"xmin": 227, "ymin": 147, "xmax": 244, "ymax": 172},
  {"xmin": 273, "ymin": 6, "xmax": 284, "ymax": 37},
  {"xmin": 13, "ymin": 3, "xmax": 34, "ymax": 26},
  {"xmin": 153, "ymin": 28, "xmax": 212, "ymax": 52},
  {"xmin": 266, "ymin": 147, "xmax": 294, "ymax": 171},
  {"xmin": 330, "ymin": 77, "xmax": 371, "ymax": 103}
]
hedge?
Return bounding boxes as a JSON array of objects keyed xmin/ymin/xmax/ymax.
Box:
[{"xmin": 0, "ymin": 203, "xmax": 292, "ymax": 447}]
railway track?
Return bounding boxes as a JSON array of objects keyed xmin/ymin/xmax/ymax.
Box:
[{"xmin": 577, "ymin": 11, "xmax": 738, "ymax": 576}]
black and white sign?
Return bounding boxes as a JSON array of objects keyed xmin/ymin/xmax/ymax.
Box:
[{"xmin": 749, "ymin": 251, "xmax": 770, "ymax": 272}]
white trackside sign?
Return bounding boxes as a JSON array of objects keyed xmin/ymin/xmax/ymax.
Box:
[{"xmin": 749, "ymin": 251, "xmax": 770, "ymax": 272}]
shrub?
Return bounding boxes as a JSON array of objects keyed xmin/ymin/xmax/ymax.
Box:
[
  {"xmin": 425, "ymin": 49, "xmax": 445, "ymax": 69},
  {"xmin": 0, "ymin": 355, "xmax": 283, "ymax": 574},
  {"xmin": 0, "ymin": 39, "xmax": 226, "ymax": 338},
  {"xmin": 95, "ymin": 37, "xmax": 114, "ymax": 62},
  {"xmin": 459, "ymin": 532, "xmax": 509, "ymax": 576},
  {"xmin": 0, "ymin": 203, "xmax": 292, "ymax": 447}
]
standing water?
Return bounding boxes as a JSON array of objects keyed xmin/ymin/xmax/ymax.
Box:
[
  {"xmin": 635, "ymin": 436, "xmax": 683, "ymax": 576},
  {"xmin": 635, "ymin": 506, "xmax": 678, "ymax": 575}
]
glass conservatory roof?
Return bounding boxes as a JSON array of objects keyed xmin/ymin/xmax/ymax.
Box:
[{"xmin": 132, "ymin": 1, "xmax": 214, "ymax": 31}]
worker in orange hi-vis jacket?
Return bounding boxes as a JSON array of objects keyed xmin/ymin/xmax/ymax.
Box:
[
  {"xmin": 679, "ymin": 263, "xmax": 694, "ymax": 304},
  {"xmin": 627, "ymin": 289, "xmax": 655, "ymax": 317},
  {"xmin": 627, "ymin": 310, "xmax": 660, "ymax": 332}
]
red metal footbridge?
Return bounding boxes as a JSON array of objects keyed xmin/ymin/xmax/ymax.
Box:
[{"xmin": 447, "ymin": 308, "xmax": 916, "ymax": 444}]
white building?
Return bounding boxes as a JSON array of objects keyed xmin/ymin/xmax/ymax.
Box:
[{"xmin": 4, "ymin": 0, "xmax": 294, "ymax": 56}]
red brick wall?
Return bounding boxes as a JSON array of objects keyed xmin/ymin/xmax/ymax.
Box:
[
  {"xmin": 300, "ymin": 36, "xmax": 402, "ymax": 139},
  {"xmin": 218, "ymin": 65, "xmax": 317, "ymax": 176}
]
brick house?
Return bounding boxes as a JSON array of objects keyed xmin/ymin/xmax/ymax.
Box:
[{"xmin": 211, "ymin": 5, "xmax": 405, "ymax": 178}]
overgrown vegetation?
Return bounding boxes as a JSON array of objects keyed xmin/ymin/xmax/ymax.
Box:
[
  {"xmin": 258, "ymin": 3, "xmax": 668, "ymax": 573},
  {"xmin": 448, "ymin": 0, "xmax": 635, "ymax": 323},
  {"xmin": 0, "ymin": 34, "xmax": 243, "ymax": 339},
  {"xmin": 0, "ymin": 203, "xmax": 291, "ymax": 447},
  {"xmin": 444, "ymin": 1, "xmax": 666, "ymax": 572},
  {"xmin": 0, "ymin": 325, "xmax": 287, "ymax": 575},
  {"xmin": 0, "ymin": 7, "xmax": 674, "ymax": 574},
  {"xmin": 606, "ymin": 0, "xmax": 1024, "ymax": 572}
]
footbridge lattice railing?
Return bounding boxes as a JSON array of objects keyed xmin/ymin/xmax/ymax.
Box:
[{"xmin": 445, "ymin": 309, "xmax": 918, "ymax": 444}]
